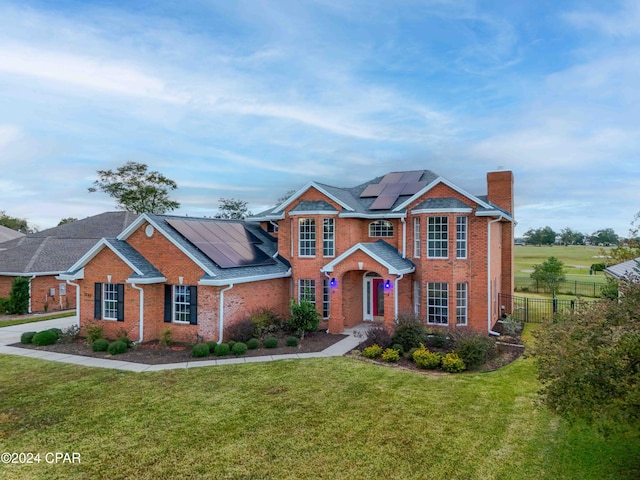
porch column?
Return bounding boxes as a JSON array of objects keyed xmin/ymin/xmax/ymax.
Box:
[{"xmin": 327, "ymin": 274, "xmax": 344, "ymax": 334}]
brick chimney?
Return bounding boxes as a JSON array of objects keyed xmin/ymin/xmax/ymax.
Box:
[{"xmin": 487, "ymin": 171, "xmax": 513, "ymax": 215}]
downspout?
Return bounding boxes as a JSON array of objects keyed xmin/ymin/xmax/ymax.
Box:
[
  {"xmin": 487, "ymin": 217, "xmax": 504, "ymax": 336},
  {"xmin": 130, "ymin": 283, "xmax": 144, "ymax": 343},
  {"xmin": 28, "ymin": 275, "xmax": 36, "ymax": 313},
  {"xmin": 65, "ymin": 279, "xmax": 81, "ymax": 329},
  {"xmin": 219, "ymin": 284, "xmax": 234, "ymax": 343},
  {"xmin": 401, "ymin": 217, "xmax": 407, "ymax": 259},
  {"xmin": 394, "ymin": 273, "xmax": 404, "ymax": 322}
]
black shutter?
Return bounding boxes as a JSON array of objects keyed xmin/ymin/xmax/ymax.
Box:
[
  {"xmin": 116, "ymin": 284, "xmax": 125, "ymax": 322},
  {"xmin": 164, "ymin": 285, "xmax": 172, "ymax": 323},
  {"xmin": 189, "ymin": 286, "xmax": 198, "ymax": 325},
  {"xmin": 94, "ymin": 283, "xmax": 102, "ymax": 320}
]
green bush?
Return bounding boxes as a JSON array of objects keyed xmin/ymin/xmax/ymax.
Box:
[
  {"xmin": 116, "ymin": 329, "xmax": 133, "ymax": 348},
  {"xmin": 227, "ymin": 340, "xmax": 236, "ymax": 352},
  {"xmin": 288, "ymin": 299, "xmax": 320, "ymax": 338},
  {"xmin": 263, "ymin": 337, "xmax": 278, "ymax": 349},
  {"xmin": 362, "ymin": 344, "xmax": 383, "ymax": 359},
  {"xmin": 192, "ymin": 343, "xmax": 210, "ymax": 358},
  {"xmin": 160, "ymin": 328, "xmax": 173, "ymax": 347},
  {"xmin": 231, "ymin": 342, "xmax": 248, "ymax": 355},
  {"xmin": 0, "ymin": 298, "xmax": 10, "ymax": 314},
  {"xmin": 391, "ymin": 314, "xmax": 427, "ymax": 351},
  {"xmin": 501, "ymin": 317, "xmax": 523, "ymax": 337},
  {"xmin": 225, "ymin": 318, "xmax": 256, "ymax": 342},
  {"xmin": 407, "ymin": 347, "xmax": 419, "ymax": 361},
  {"xmin": 32, "ymin": 330, "xmax": 58, "ymax": 346},
  {"xmin": 362, "ymin": 325, "xmax": 392, "ymax": 349},
  {"xmin": 286, "ymin": 336, "xmax": 299, "ymax": 347},
  {"xmin": 206, "ymin": 341, "xmax": 218, "ymax": 354},
  {"xmin": 58, "ymin": 325, "xmax": 80, "ymax": 344},
  {"xmin": 441, "ymin": 352, "xmax": 466, "ymax": 373},
  {"xmin": 214, "ymin": 343, "xmax": 230, "ymax": 356},
  {"xmin": 20, "ymin": 331, "xmax": 37, "ymax": 344},
  {"xmin": 424, "ymin": 330, "xmax": 450, "ymax": 349},
  {"xmin": 9, "ymin": 277, "xmax": 29, "ymax": 314},
  {"xmin": 48, "ymin": 328, "xmax": 63, "ymax": 340},
  {"xmin": 250, "ymin": 308, "xmax": 283, "ymax": 338},
  {"xmin": 85, "ymin": 323, "xmax": 104, "ymax": 343},
  {"xmin": 246, "ymin": 338, "xmax": 260, "ymax": 350},
  {"xmin": 92, "ymin": 338, "xmax": 109, "ymax": 352},
  {"xmin": 381, "ymin": 348, "xmax": 400, "ymax": 362},
  {"xmin": 412, "ymin": 345, "xmax": 442, "ymax": 369},
  {"xmin": 108, "ymin": 340, "xmax": 128, "ymax": 355},
  {"xmin": 452, "ymin": 332, "xmax": 496, "ymax": 370},
  {"xmin": 391, "ymin": 343, "xmax": 404, "ymax": 356}
]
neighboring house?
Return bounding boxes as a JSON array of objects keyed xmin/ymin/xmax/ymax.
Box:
[
  {"xmin": 604, "ymin": 257, "xmax": 640, "ymax": 282},
  {"xmin": 0, "ymin": 212, "xmax": 137, "ymax": 313},
  {"xmin": 0, "ymin": 225, "xmax": 25, "ymax": 245},
  {"xmin": 62, "ymin": 169, "xmax": 513, "ymax": 343}
]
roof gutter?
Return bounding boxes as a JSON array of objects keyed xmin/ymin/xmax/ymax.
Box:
[
  {"xmin": 487, "ymin": 216, "xmax": 505, "ymax": 336},
  {"xmin": 64, "ymin": 279, "xmax": 81, "ymax": 330}
]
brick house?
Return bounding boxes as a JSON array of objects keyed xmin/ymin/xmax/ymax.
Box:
[
  {"xmin": 0, "ymin": 212, "xmax": 136, "ymax": 313},
  {"xmin": 62, "ymin": 169, "xmax": 513, "ymax": 343}
]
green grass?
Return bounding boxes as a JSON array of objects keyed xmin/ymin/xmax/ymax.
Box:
[
  {"xmin": 0, "ymin": 348, "xmax": 638, "ymax": 479},
  {"xmin": 0, "ymin": 310, "xmax": 76, "ymax": 327}
]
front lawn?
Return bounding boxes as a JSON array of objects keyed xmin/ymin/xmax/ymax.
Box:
[
  {"xmin": 0, "ymin": 310, "xmax": 75, "ymax": 327},
  {"xmin": 1, "ymin": 350, "xmax": 638, "ymax": 479}
]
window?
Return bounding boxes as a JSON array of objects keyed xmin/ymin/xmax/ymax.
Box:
[
  {"xmin": 456, "ymin": 282, "xmax": 468, "ymax": 326},
  {"xmin": 428, "ymin": 216, "xmax": 448, "ymax": 258},
  {"xmin": 164, "ymin": 285, "xmax": 197, "ymax": 325},
  {"xmin": 413, "ymin": 217, "xmax": 421, "ymax": 257},
  {"xmin": 427, "ymin": 282, "xmax": 448, "ymax": 325},
  {"xmin": 266, "ymin": 222, "xmax": 278, "ymax": 233},
  {"xmin": 456, "ymin": 217, "xmax": 467, "ymax": 259},
  {"xmin": 323, "ymin": 218, "xmax": 335, "ymax": 257},
  {"xmin": 94, "ymin": 282, "xmax": 124, "ymax": 321},
  {"xmin": 322, "ymin": 279, "xmax": 330, "ymax": 319},
  {"xmin": 298, "ymin": 279, "xmax": 316, "ymax": 304},
  {"xmin": 413, "ymin": 281, "xmax": 421, "ymax": 315},
  {"xmin": 298, "ymin": 218, "xmax": 316, "ymax": 257},
  {"xmin": 368, "ymin": 220, "xmax": 394, "ymax": 237}
]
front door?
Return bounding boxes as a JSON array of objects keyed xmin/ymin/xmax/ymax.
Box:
[{"xmin": 363, "ymin": 275, "xmax": 384, "ymax": 321}]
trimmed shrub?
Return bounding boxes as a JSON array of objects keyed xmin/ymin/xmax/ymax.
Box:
[
  {"xmin": 20, "ymin": 331, "xmax": 37, "ymax": 344},
  {"xmin": 246, "ymin": 338, "xmax": 260, "ymax": 350},
  {"xmin": 92, "ymin": 338, "xmax": 109, "ymax": 352},
  {"xmin": 160, "ymin": 328, "xmax": 173, "ymax": 347},
  {"xmin": 391, "ymin": 343, "xmax": 404, "ymax": 356},
  {"xmin": 206, "ymin": 341, "xmax": 218, "ymax": 354},
  {"xmin": 441, "ymin": 352, "xmax": 466, "ymax": 373},
  {"xmin": 452, "ymin": 331, "xmax": 497, "ymax": 370},
  {"xmin": 214, "ymin": 343, "xmax": 230, "ymax": 356},
  {"xmin": 225, "ymin": 318, "xmax": 256, "ymax": 343},
  {"xmin": 424, "ymin": 329, "xmax": 451, "ymax": 349},
  {"xmin": 192, "ymin": 343, "xmax": 210, "ymax": 358},
  {"xmin": 108, "ymin": 340, "xmax": 128, "ymax": 355},
  {"xmin": 32, "ymin": 329, "xmax": 58, "ymax": 346},
  {"xmin": 391, "ymin": 314, "xmax": 427, "ymax": 351},
  {"xmin": 231, "ymin": 342, "xmax": 248, "ymax": 356},
  {"xmin": 381, "ymin": 348, "xmax": 400, "ymax": 362},
  {"xmin": 228, "ymin": 340, "xmax": 236, "ymax": 351},
  {"xmin": 362, "ymin": 344, "xmax": 383, "ymax": 359},
  {"xmin": 116, "ymin": 329, "xmax": 133, "ymax": 348},
  {"xmin": 85, "ymin": 323, "xmax": 104, "ymax": 343},
  {"xmin": 407, "ymin": 347, "xmax": 419, "ymax": 361},
  {"xmin": 412, "ymin": 345, "xmax": 442, "ymax": 369},
  {"xmin": 362, "ymin": 325, "xmax": 392, "ymax": 349},
  {"xmin": 286, "ymin": 336, "xmax": 299, "ymax": 347},
  {"xmin": 263, "ymin": 337, "xmax": 278, "ymax": 349},
  {"xmin": 48, "ymin": 328, "xmax": 63, "ymax": 339}
]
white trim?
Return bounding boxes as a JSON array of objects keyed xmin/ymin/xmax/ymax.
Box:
[
  {"xmin": 125, "ymin": 277, "xmax": 166, "ymax": 285},
  {"xmin": 273, "ymin": 182, "xmax": 354, "ymax": 214},
  {"xmin": 321, "ymin": 243, "xmax": 414, "ymax": 275},
  {"xmin": 249, "ymin": 213, "xmax": 285, "ymax": 222},
  {"xmin": 339, "ymin": 212, "xmax": 406, "ymax": 219},
  {"xmin": 66, "ymin": 239, "xmax": 146, "ymax": 277},
  {"xmin": 198, "ymin": 269, "xmax": 291, "ymax": 287},
  {"xmin": 130, "ymin": 283, "xmax": 145, "ymax": 343},
  {"xmin": 394, "ymin": 177, "xmax": 494, "ymax": 213},
  {"xmin": 3, "ymin": 270, "xmax": 66, "ymax": 276},
  {"xmin": 475, "ymin": 210, "xmax": 513, "ymax": 221},
  {"xmin": 219, "ymin": 284, "xmax": 234, "ymax": 343}
]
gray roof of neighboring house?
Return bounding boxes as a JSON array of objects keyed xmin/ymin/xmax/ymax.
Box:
[
  {"xmin": 0, "ymin": 211, "xmax": 137, "ymax": 275},
  {"xmin": 604, "ymin": 257, "xmax": 640, "ymax": 280},
  {"xmin": 0, "ymin": 225, "xmax": 24, "ymax": 245}
]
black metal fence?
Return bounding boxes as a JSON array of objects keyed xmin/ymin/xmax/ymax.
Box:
[
  {"xmin": 514, "ymin": 277, "xmax": 605, "ymax": 298},
  {"xmin": 499, "ymin": 293, "xmax": 594, "ymax": 324}
]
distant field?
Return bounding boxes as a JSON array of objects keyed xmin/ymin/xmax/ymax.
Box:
[{"xmin": 514, "ymin": 245, "xmax": 612, "ymax": 285}]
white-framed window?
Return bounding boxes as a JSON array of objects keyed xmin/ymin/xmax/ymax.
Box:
[
  {"xmin": 298, "ymin": 279, "xmax": 316, "ymax": 304},
  {"xmin": 428, "ymin": 216, "xmax": 448, "ymax": 258},
  {"xmin": 173, "ymin": 285, "xmax": 192, "ymax": 324},
  {"xmin": 456, "ymin": 282, "xmax": 468, "ymax": 326},
  {"xmin": 298, "ymin": 218, "xmax": 316, "ymax": 257},
  {"xmin": 413, "ymin": 217, "xmax": 421, "ymax": 258},
  {"xmin": 427, "ymin": 282, "xmax": 448, "ymax": 325},
  {"xmin": 103, "ymin": 283, "xmax": 119, "ymax": 320},
  {"xmin": 368, "ymin": 220, "xmax": 394, "ymax": 237},
  {"xmin": 413, "ymin": 280, "xmax": 421, "ymax": 315},
  {"xmin": 322, "ymin": 279, "xmax": 330, "ymax": 319},
  {"xmin": 456, "ymin": 216, "xmax": 467, "ymax": 259},
  {"xmin": 323, "ymin": 218, "xmax": 335, "ymax": 257}
]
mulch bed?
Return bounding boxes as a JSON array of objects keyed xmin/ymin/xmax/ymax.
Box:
[{"xmin": 13, "ymin": 331, "xmax": 348, "ymax": 365}]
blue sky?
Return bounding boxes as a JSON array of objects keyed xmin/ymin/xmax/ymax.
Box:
[{"xmin": 0, "ymin": 0, "xmax": 638, "ymax": 237}]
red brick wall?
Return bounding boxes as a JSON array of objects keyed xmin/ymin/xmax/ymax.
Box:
[{"xmin": 0, "ymin": 275, "xmax": 76, "ymax": 313}]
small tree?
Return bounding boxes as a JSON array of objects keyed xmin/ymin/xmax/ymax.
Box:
[
  {"xmin": 9, "ymin": 277, "xmax": 29, "ymax": 314},
  {"xmin": 288, "ymin": 299, "xmax": 320, "ymax": 339},
  {"xmin": 89, "ymin": 161, "xmax": 180, "ymax": 214},
  {"xmin": 530, "ymin": 256, "xmax": 565, "ymax": 295},
  {"xmin": 214, "ymin": 198, "xmax": 252, "ymax": 219},
  {"xmin": 0, "ymin": 210, "xmax": 34, "ymax": 233}
]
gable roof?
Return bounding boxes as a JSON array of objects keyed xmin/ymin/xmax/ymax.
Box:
[
  {"xmin": 251, "ymin": 169, "xmax": 512, "ymax": 221},
  {"xmin": 0, "ymin": 212, "xmax": 137, "ymax": 275},
  {"xmin": 0, "ymin": 225, "xmax": 24, "ymax": 245},
  {"xmin": 604, "ymin": 257, "xmax": 640, "ymax": 280},
  {"xmin": 321, "ymin": 240, "xmax": 415, "ymax": 275}
]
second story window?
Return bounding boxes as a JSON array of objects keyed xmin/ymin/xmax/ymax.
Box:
[
  {"xmin": 428, "ymin": 216, "xmax": 448, "ymax": 258},
  {"xmin": 323, "ymin": 218, "xmax": 335, "ymax": 257},
  {"xmin": 298, "ymin": 218, "xmax": 316, "ymax": 257},
  {"xmin": 456, "ymin": 216, "xmax": 467, "ymax": 259},
  {"xmin": 369, "ymin": 220, "xmax": 394, "ymax": 238},
  {"xmin": 413, "ymin": 217, "xmax": 421, "ymax": 257}
]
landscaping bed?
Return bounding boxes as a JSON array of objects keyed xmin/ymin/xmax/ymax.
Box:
[{"xmin": 13, "ymin": 330, "xmax": 347, "ymax": 364}]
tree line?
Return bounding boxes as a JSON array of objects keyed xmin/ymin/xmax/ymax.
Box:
[{"xmin": 523, "ymin": 226, "xmax": 622, "ymax": 246}]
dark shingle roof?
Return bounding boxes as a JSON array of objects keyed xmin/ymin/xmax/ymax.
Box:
[
  {"xmin": 0, "ymin": 212, "xmax": 137, "ymax": 274},
  {"xmin": 412, "ymin": 197, "xmax": 471, "ymax": 211},
  {"xmin": 289, "ymin": 201, "xmax": 339, "ymax": 213},
  {"xmin": 104, "ymin": 239, "xmax": 165, "ymax": 280}
]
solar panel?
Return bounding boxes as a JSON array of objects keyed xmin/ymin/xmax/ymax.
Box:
[
  {"xmin": 360, "ymin": 183, "xmax": 386, "ymax": 198},
  {"xmin": 166, "ymin": 218, "xmax": 276, "ymax": 269},
  {"xmin": 400, "ymin": 181, "xmax": 428, "ymax": 195},
  {"xmin": 399, "ymin": 171, "xmax": 423, "ymax": 183},
  {"xmin": 380, "ymin": 172, "xmax": 403, "ymax": 184},
  {"xmin": 370, "ymin": 194, "xmax": 399, "ymax": 210}
]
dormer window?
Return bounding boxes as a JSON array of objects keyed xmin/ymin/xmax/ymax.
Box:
[{"xmin": 368, "ymin": 220, "xmax": 394, "ymax": 238}]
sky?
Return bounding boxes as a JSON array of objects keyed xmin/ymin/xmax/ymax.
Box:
[{"xmin": 0, "ymin": 0, "xmax": 638, "ymax": 238}]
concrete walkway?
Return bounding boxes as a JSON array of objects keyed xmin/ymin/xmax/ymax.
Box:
[{"xmin": 0, "ymin": 315, "xmax": 367, "ymax": 372}]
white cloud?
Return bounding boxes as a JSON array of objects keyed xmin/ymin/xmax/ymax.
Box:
[{"xmin": 564, "ymin": 0, "xmax": 640, "ymax": 37}]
